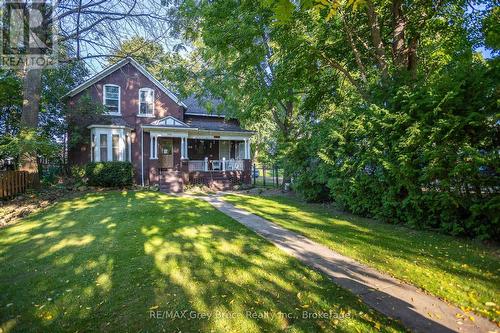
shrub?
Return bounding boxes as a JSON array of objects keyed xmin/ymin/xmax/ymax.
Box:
[
  {"xmin": 85, "ymin": 162, "xmax": 133, "ymax": 187},
  {"xmin": 71, "ymin": 165, "xmax": 86, "ymax": 181},
  {"xmin": 286, "ymin": 58, "xmax": 500, "ymax": 240}
]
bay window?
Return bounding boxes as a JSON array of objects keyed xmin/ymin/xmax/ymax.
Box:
[
  {"xmin": 90, "ymin": 127, "xmax": 131, "ymax": 162},
  {"xmin": 112, "ymin": 134, "xmax": 120, "ymax": 161},
  {"xmin": 100, "ymin": 134, "xmax": 108, "ymax": 162}
]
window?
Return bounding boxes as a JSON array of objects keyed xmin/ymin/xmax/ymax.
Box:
[
  {"xmin": 100, "ymin": 134, "xmax": 108, "ymax": 162},
  {"xmin": 103, "ymin": 85, "xmax": 120, "ymax": 114},
  {"xmin": 235, "ymin": 141, "xmax": 245, "ymax": 159},
  {"xmin": 219, "ymin": 140, "xmax": 230, "ymax": 160},
  {"xmin": 91, "ymin": 128, "xmax": 131, "ymax": 162},
  {"xmin": 112, "ymin": 134, "xmax": 120, "ymax": 161},
  {"xmin": 139, "ymin": 88, "xmax": 154, "ymax": 115}
]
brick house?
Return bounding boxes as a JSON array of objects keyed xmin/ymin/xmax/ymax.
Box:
[{"xmin": 65, "ymin": 57, "xmax": 253, "ymax": 191}]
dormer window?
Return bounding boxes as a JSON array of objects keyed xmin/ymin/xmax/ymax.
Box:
[
  {"xmin": 138, "ymin": 88, "xmax": 154, "ymax": 116},
  {"xmin": 103, "ymin": 84, "xmax": 120, "ymax": 114}
]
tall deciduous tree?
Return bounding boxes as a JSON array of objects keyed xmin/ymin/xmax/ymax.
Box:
[{"xmin": 11, "ymin": 0, "xmax": 175, "ymax": 171}]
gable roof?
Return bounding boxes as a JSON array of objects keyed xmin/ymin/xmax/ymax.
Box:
[
  {"xmin": 151, "ymin": 116, "xmax": 190, "ymax": 128},
  {"xmin": 182, "ymin": 95, "xmax": 226, "ymax": 118},
  {"xmin": 64, "ymin": 57, "xmax": 186, "ymax": 108},
  {"xmin": 184, "ymin": 115, "xmax": 253, "ymax": 132}
]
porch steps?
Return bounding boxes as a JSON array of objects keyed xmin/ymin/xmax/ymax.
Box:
[{"xmin": 159, "ymin": 171, "xmax": 184, "ymax": 193}]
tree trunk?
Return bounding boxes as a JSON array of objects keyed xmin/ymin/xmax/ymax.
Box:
[
  {"xmin": 19, "ymin": 68, "xmax": 42, "ymax": 175},
  {"xmin": 366, "ymin": 0, "xmax": 388, "ymax": 78},
  {"xmin": 407, "ymin": 36, "xmax": 418, "ymax": 80},
  {"xmin": 281, "ymin": 98, "xmax": 294, "ymax": 191},
  {"xmin": 391, "ymin": 0, "xmax": 407, "ymax": 69}
]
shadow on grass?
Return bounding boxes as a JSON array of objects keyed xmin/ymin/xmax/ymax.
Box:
[
  {"xmin": 223, "ymin": 194, "xmax": 500, "ymax": 323},
  {"xmin": 0, "ymin": 191, "xmax": 404, "ymax": 332}
]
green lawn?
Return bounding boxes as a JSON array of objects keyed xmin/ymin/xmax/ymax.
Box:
[
  {"xmin": 223, "ymin": 194, "xmax": 500, "ymax": 324},
  {"xmin": 0, "ymin": 191, "xmax": 404, "ymax": 333}
]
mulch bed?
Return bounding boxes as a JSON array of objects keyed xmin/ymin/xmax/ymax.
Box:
[{"xmin": 0, "ymin": 186, "xmax": 91, "ymax": 228}]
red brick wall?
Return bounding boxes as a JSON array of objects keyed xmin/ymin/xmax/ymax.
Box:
[{"xmin": 67, "ymin": 63, "xmax": 184, "ymax": 184}]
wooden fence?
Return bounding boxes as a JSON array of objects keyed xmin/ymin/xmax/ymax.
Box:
[{"xmin": 0, "ymin": 171, "xmax": 39, "ymax": 200}]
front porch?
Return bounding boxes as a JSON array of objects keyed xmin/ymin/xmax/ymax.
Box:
[
  {"xmin": 154, "ymin": 138, "xmax": 252, "ymax": 192},
  {"xmin": 143, "ymin": 123, "xmax": 252, "ymax": 191}
]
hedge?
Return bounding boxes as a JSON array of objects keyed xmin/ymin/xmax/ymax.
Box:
[{"xmin": 85, "ymin": 162, "xmax": 133, "ymax": 187}]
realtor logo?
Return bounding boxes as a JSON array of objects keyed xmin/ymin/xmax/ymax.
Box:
[{"xmin": 1, "ymin": 0, "xmax": 58, "ymax": 68}]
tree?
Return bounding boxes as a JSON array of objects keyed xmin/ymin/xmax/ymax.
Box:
[
  {"xmin": 4, "ymin": 0, "xmax": 175, "ymax": 172},
  {"xmin": 174, "ymin": 0, "xmax": 325, "ymax": 184}
]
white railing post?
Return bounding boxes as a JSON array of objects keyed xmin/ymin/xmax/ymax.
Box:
[
  {"xmin": 222, "ymin": 157, "xmax": 226, "ymax": 171},
  {"xmin": 204, "ymin": 157, "xmax": 208, "ymax": 171}
]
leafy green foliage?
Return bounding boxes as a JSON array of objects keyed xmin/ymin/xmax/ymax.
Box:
[
  {"xmin": 169, "ymin": 0, "xmax": 500, "ymax": 238},
  {"xmin": 66, "ymin": 93, "xmax": 108, "ymax": 149},
  {"xmin": 483, "ymin": 6, "xmax": 500, "ymax": 51},
  {"xmin": 40, "ymin": 61, "xmax": 89, "ymax": 141},
  {"xmin": 85, "ymin": 162, "xmax": 134, "ymax": 187},
  {"xmin": 288, "ymin": 57, "xmax": 499, "ymax": 239},
  {"xmin": 0, "ymin": 68, "xmax": 22, "ymax": 137},
  {"xmin": 0, "ymin": 60, "xmax": 87, "ymax": 166},
  {"xmin": 0, "ymin": 129, "xmax": 60, "ymax": 168}
]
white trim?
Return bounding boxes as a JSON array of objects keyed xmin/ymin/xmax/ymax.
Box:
[
  {"xmin": 150, "ymin": 135, "xmax": 158, "ymax": 160},
  {"xmin": 184, "ymin": 112, "xmax": 225, "ymax": 118},
  {"xmin": 151, "ymin": 116, "xmax": 190, "ymax": 128},
  {"xmin": 138, "ymin": 87, "xmax": 155, "ymax": 116},
  {"xmin": 64, "ymin": 57, "xmax": 187, "ymax": 108},
  {"xmin": 142, "ymin": 125, "xmax": 253, "ymax": 137},
  {"xmin": 142, "ymin": 125, "xmax": 196, "ymax": 133},
  {"xmin": 90, "ymin": 127, "xmax": 131, "ymax": 162},
  {"xmin": 103, "ymin": 84, "xmax": 121, "ymax": 115},
  {"xmin": 125, "ymin": 132, "xmax": 131, "ymax": 162},
  {"xmin": 87, "ymin": 124, "xmax": 132, "ymax": 130},
  {"xmin": 188, "ymin": 134, "xmax": 252, "ymax": 141},
  {"xmin": 141, "ymin": 127, "xmax": 144, "ymax": 186}
]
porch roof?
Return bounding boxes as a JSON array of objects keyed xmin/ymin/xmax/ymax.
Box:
[
  {"xmin": 142, "ymin": 115, "xmax": 254, "ymax": 137},
  {"xmin": 184, "ymin": 116, "xmax": 253, "ymax": 132}
]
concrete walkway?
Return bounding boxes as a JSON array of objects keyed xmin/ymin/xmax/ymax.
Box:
[{"xmin": 200, "ymin": 194, "xmax": 498, "ymax": 333}]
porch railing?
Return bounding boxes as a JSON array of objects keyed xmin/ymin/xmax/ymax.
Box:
[
  {"xmin": 188, "ymin": 160, "xmax": 206, "ymax": 172},
  {"xmin": 188, "ymin": 158, "xmax": 245, "ymax": 172}
]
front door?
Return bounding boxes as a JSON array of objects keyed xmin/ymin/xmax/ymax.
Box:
[{"xmin": 159, "ymin": 139, "xmax": 173, "ymax": 169}]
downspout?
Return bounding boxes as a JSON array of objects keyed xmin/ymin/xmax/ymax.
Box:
[{"xmin": 141, "ymin": 126, "xmax": 144, "ymax": 187}]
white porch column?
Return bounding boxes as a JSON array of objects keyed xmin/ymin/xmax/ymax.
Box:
[
  {"xmin": 150, "ymin": 135, "xmax": 153, "ymax": 158},
  {"xmin": 180, "ymin": 137, "xmax": 184, "ymax": 159},
  {"xmin": 184, "ymin": 138, "xmax": 189, "ymax": 159},
  {"xmin": 244, "ymin": 138, "xmax": 250, "ymax": 159},
  {"xmin": 150, "ymin": 134, "xmax": 157, "ymax": 159},
  {"xmin": 222, "ymin": 157, "xmax": 226, "ymax": 171},
  {"xmin": 204, "ymin": 157, "xmax": 209, "ymax": 171},
  {"xmin": 181, "ymin": 137, "xmax": 188, "ymax": 159}
]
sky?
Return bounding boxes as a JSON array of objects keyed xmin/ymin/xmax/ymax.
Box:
[{"xmin": 74, "ymin": 1, "xmax": 496, "ymax": 76}]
